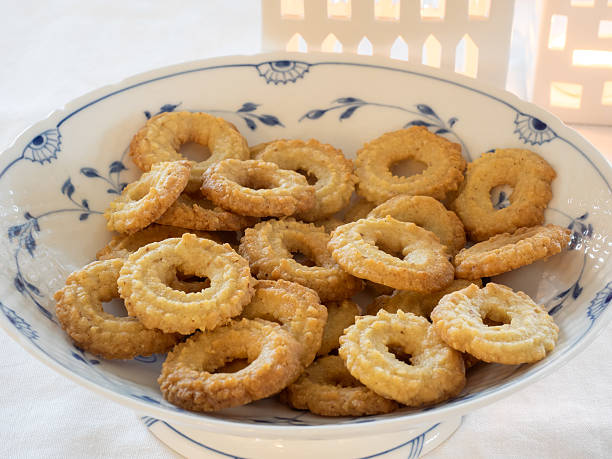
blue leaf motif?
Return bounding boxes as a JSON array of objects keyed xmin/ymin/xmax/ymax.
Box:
[
  {"xmin": 80, "ymin": 167, "xmax": 100, "ymax": 178},
  {"xmin": 14, "ymin": 276, "xmax": 25, "ymax": 293},
  {"xmin": 572, "ymin": 283, "xmax": 583, "ymax": 299},
  {"xmin": 160, "ymin": 103, "xmax": 180, "ymax": 113},
  {"xmin": 577, "ymin": 212, "xmax": 588, "ymax": 221},
  {"xmin": 144, "ymin": 110, "xmax": 152, "ymax": 119},
  {"xmin": 304, "ymin": 109, "xmax": 326, "ymax": 120},
  {"xmin": 25, "ymin": 281, "xmax": 40, "ymax": 296},
  {"xmin": 107, "ymin": 188, "xmax": 120, "ymax": 194},
  {"xmin": 417, "ymin": 104, "xmax": 436, "ymax": 117},
  {"xmin": 25, "ymin": 234, "xmax": 36, "ymax": 256},
  {"xmin": 435, "ymin": 128, "xmax": 450, "ymax": 135},
  {"xmin": 79, "ymin": 213, "xmax": 89, "ymax": 221},
  {"xmin": 237, "ymin": 102, "xmax": 259, "ymax": 113},
  {"xmin": 72, "ymin": 352, "xmax": 88, "ymax": 364},
  {"xmin": 257, "ymin": 114, "xmax": 283, "ymax": 126},
  {"xmin": 109, "ymin": 161, "xmax": 127, "ymax": 174},
  {"xmin": 61, "ymin": 178, "xmax": 75, "ymax": 198},
  {"xmin": 405, "ymin": 120, "xmax": 433, "ymax": 127},
  {"xmin": 8, "ymin": 224, "xmax": 23, "ymax": 240},
  {"xmin": 340, "ymin": 106, "xmax": 359, "ymax": 120},
  {"xmin": 244, "ymin": 117, "xmax": 257, "ymax": 131},
  {"xmin": 335, "ymin": 97, "xmax": 363, "ymax": 104},
  {"xmin": 81, "ymin": 199, "xmax": 89, "ymax": 210},
  {"xmin": 448, "ymin": 117, "xmax": 458, "ymax": 127}
]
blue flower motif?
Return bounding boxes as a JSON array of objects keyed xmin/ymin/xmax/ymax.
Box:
[
  {"xmin": 256, "ymin": 60, "xmax": 310, "ymax": 85},
  {"xmin": 0, "ymin": 301, "xmax": 38, "ymax": 340},
  {"xmin": 588, "ymin": 281, "xmax": 612, "ymax": 322},
  {"xmin": 513, "ymin": 113, "xmax": 557, "ymax": 145},
  {"xmin": 22, "ymin": 128, "xmax": 62, "ymax": 163}
]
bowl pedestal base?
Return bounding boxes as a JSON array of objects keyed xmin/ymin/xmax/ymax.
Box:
[{"xmin": 141, "ymin": 415, "xmax": 462, "ymax": 458}]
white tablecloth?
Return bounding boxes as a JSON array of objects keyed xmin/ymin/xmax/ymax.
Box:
[{"xmin": 1, "ymin": 2, "xmax": 611, "ymax": 458}]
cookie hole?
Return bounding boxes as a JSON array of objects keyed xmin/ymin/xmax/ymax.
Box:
[
  {"xmin": 388, "ymin": 345, "xmax": 413, "ymax": 365},
  {"xmin": 375, "ymin": 240, "xmax": 404, "ymax": 259},
  {"xmin": 390, "ymin": 158, "xmax": 428, "ymax": 178},
  {"xmin": 216, "ymin": 358, "xmax": 250, "ymax": 374},
  {"xmin": 169, "ymin": 271, "xmax": 210, "ymax": 293},
  {"xmin": 253, "ymin": 312, "xmax": 284, "ymax": 327},
  {"xmin": 127, "ymin": 182, "xmax": 151, "ymax": 201},
  {"xmin": 102, "ymin": 298, "xmax": 129, "ymax": 317},
  {"xmin": 483, "ymin": 313, "xmax": 510, "ymax": 327},
  {"xmin": 490, "ymin": 184, "xmax": 513, "ymax": 209},
  {"xmin": 296, "ymin": 168, "xmax": 318, "ymax": 185},
  {"xmin": 241, "ymin": 174, "xmax": 276, "ymax": 190},
  {"xmin": 179, "ymin": 141, "xmax": 211, "ymax": 162},
  {"xmin": 290, "ymin": 250, "xmax": 317, "ymax": 267},
  {"xmin": 330, "ymin": 374, "xmax": 360, "ymax": 388}
]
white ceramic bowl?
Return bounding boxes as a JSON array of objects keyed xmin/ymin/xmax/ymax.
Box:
[{"xmin": 1, "ymin": 53, "xmax": 611, "ymax": 458}]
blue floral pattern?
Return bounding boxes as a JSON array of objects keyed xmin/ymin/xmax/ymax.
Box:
[
  {"xmin": 256, "ymin": 60, "xmax": 310, "ymax": 84},
  {"xmin": 514, "ymin": 112, "xmax": 557, "ymax": 145},
  {"xmin": 300, "ymin": 99, "xmax": 471, "ymax": 160}
]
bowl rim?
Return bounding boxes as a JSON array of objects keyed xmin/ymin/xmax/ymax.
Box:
[{"xmin": 1, "ymin": 51, "xmax": 611, "ymax": 439}]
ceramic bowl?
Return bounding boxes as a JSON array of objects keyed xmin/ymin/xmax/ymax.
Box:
[{"xmin": 1, "ymin": 53, "xmax": 610, "ymax": 458}]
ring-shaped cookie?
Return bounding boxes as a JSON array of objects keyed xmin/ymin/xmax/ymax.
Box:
[
  {"xmin": 339, "ymin": 310, "xmax": 466, "ymax": 406},
  {"xmin": 156, "ymin": 191, "xmax": 257, "ymax": 231},
  {"xmin": 454, "ymin": 224, "xmax": 571, "ymax": 279},
  {"xmin": 451, "ymin": 149, "xmax": 556, "ymax": 241},
  {"xmin": 430, "ymin": 283, "xmax": 559, "ymax": 364},
  {"xmin": 328, "ymin": 216, "xmax": 454, "ymax": 291},
  {"xmin": 354, "ymin": 126, "xmax": 466, "ymax": 204},
  {"xmin": 54, "ymin": 258, "xmax": 180, "ymax": 359},
  {"xmin": 239, "ymin": 219, "xmax": 364, "ymax": 301},
  {"xmin": 96, "ymin": 223, "xmax": 218, "ymax": 260},
  {"xmin": 104, "ymin": 161, "xmax": 190, "ymax": 234},
  {"xmin": 318, "ymin": 300, "xmax": 360, "ymax": 356},
  {"xmin": 365, "ymin": 279, "xmax": 480, "ymax": 319},
  {"xmin": 128, "ymin": 111, "xmax": 249, "ymax": 190},
  {"xmin": 368, "ymin": 195, "xmax": 466, "ymax": 255},
  {"xmin": 158, "ymin": 318, "xmax": 303, "ymax": 412},
  {"xmin": 240, "ymin": 280, "xmax": 327, "ymax": 368},
  {"xmin": 117, "ymin": 233, "xmax": 254, "ymax": 335},
  {"xmin": 282, "ymin": 355, "xmax": 398, "ymax": 416},
  {"xmin": 255, "ymin": 139, "xmax": 357, "ymax": 221},
  {"xmin": 201, "ymin": 159, "xmax": 315, "ymax": 217}
]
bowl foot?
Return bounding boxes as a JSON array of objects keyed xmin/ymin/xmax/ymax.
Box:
[{"xmin": 141, "ymin": 415, "xmax": 462, "ymax": 458}]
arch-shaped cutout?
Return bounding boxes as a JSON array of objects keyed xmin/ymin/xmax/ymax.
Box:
[
  {"xmin": 281, "ymin": 0, "xmax": 304, "ymax": 19},
  {"xmin": 420, "ymin": 0, "xmax": 445, "ymax": 20},
  {"xmin": 357, "ymin": 36, "xmax": 373, "ymax": 55},
  {"xmin": 550, "ymin": 82, "xmax": 583, "ymax": 109},
  {"xmin": 599, "ymin": 20, "xmax": 612, "ymax": 38},
  {"xmin": 390, "ymin": 36, "xmax": 409, "ymax": 61},
  {"xmin": 328, "ymin": 0, "xmax": 351, "ymax": 19},
  {"xmin": 422, "ymin": 35, "xmax": 442, "ymax": 68},
  {"xmin": 375, "ymin": 0, "xmax": 400, "ymax": 21},
  {"xmin": 602, "ymin": 82, "xmax": 612, "ymax": 106},
  {"xmin": 570, "ymin": 0, "xmax": 594, "ymax": 6},
  {"xmin": 455, "ymin": 34, "xmax": 479, "ymax": 77},
  {"xmin": 468, "ymin": 0, "xmax": 490, "ymax": 19},
  {"xmin": 322, "ymin": 33, "xmax": 343, "ymax": 53},
  {"xmin": 548, "ymin": 15, "xmax": 568, "ymax": 50},
  {"xmin": 286, "ymin": 33, "xmax": 308, "ymax": 53},
  {"xmin": 572, "ymin": 50, "xmax": 612, "ymax": 68}
]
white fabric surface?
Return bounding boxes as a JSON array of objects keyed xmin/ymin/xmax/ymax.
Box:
[{"xmin": 1, "ymin": 2, "xmax": 611, "ymax": 458}]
